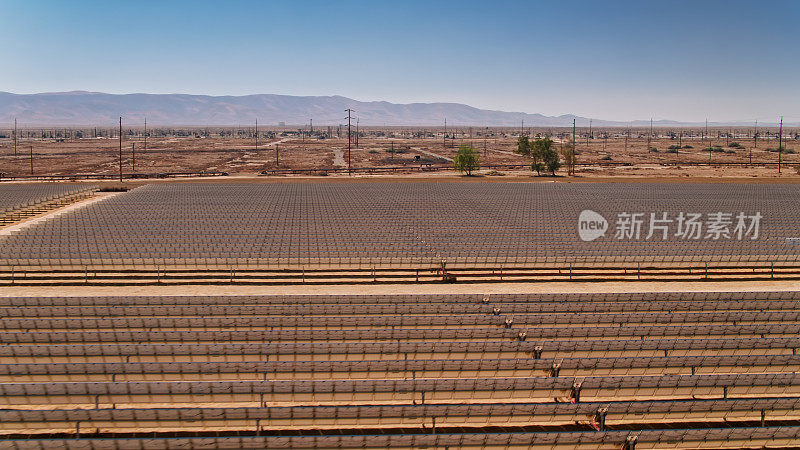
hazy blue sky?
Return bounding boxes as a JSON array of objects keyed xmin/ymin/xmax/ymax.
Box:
[{"xmin": 2, "ymin": 0, "xmax": 798, "ymax": 122}]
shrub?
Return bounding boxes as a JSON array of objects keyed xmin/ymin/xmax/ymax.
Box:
[
  {"xmin": 484, "ymin": 170, "xmax": 506, "ymax": 176},
  {"xmin": 649, "ymin": 147, "xmax": 658, "ymax": 152},
  {"xmin": 600, "ymin": 155, "xmax": 613, "ymax": 161},
  {"xmin": 666, "ymin": 148, "xmax": 678, "ymax": 154},
  {"xmin": 668, "ymin": 145, "xmax": 681, "ymax": 150},
  {"xmin": 682, "ymin": 145, "xmax": 693, "ymax": 149},
  {"xmin": 368, "ymin": 150, "xmax": 378, "ymax": 154}
]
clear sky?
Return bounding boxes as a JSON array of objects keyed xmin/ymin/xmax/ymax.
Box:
[{"xmin": 1, "ymin": 0, "xmax": 798, "ymax": 123}]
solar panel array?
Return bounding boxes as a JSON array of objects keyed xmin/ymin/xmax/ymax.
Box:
[
  {"xmin": 1, "ymin": 182, "xmax": 799, "ymax": 268},
  {"xmin": 0, "ymin": 183, "xmax": 96, "ymax": 225},
  {"xmin": 0, "ymin": 184, "xmax": 95, "ymax": 213},
  {"xmin": 3, "ymin": 292, "xmax": 800, "ymax": 448}
]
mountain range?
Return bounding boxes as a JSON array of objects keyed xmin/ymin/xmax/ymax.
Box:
[{"xmin": 0, "ymin": 91, "xmax": 788, "ymax": 127}]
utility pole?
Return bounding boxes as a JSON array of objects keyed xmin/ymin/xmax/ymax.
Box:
[
  {"xmin": 572, "ymin": 119, "xmax": 576, "ymax": 176},
  {"xmin": 706, "ymin": 119, "xmax": 713, "ymax": 164},
  {"xmin": 443, "ymin": 118, "xmax": 447, "ymax": 149},
  {"xmin": 390, "ymin": 140, "xmax": 394, "ymax": 160},
  {"xmin": 345, "ymin": 109, "xmax": 353, "ymax": 175},
  {"xmin": 255, "ymin": 119, "xmax": 258, "ymax": 151},
  {"xmin": 753, "ymin": 120, "xmax": 758, "ymax": 149},
  {"xmin": 779, "ymin": 116, "xmax": 783, "ymax": 174},
  {"xmin": 751, "ymin": 120, "xmax": 756, "ymax": 166},
  {"xmin": 625, "ymin": 125, "xmax": 629, "ymax": 153},
  {"xmin": 355, "ymin": 118, "xmax": 359, "ymax": 148},
  {"xmin": 587, "ymin": 119, "xmax": 591, "ymax": 146},
  {"xmin": 144, "ymin": 118, "xmax": 147, "ymax": 152},
  {"xmin": 310, "ymin": 118, "xmax": 313, "ymax": 134},
  {"xmin": 678, "ymin": 130, "xmax": 682, "ymax": 156},
  {"xmin": 29, "ymin": 146, "xmax": 33, "ymax": 175},
  {"xmin": 132, "ymin": 143, "xmax": 135, "ymax": 172},
  {"xmin": 13, "ymin": 118, "xmax": 17, "ymax": 156},
  {"xmin": 275, "ymin": 144, "xmax": 279, "ymax": 168},
  {"xmin": 119, "ymin": 117, "xmax": 123, "ymax": 182},
  {"xmin": 520, "ymin": 119, "xmax": 523, "ymax": 137}
]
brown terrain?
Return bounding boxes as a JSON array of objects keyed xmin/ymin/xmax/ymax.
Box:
[{"xmin": 1, "ymin": 126, "xmax": 798, "ymax": 181}]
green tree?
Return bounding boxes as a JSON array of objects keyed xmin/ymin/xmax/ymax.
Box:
[
  {"xmin": 530, "ymin": 138, "xmax": 545, "ymax": 175},
  {"xmin": 453, "ymin": 144, "xmax": 481, "ymax": 175},
  {"xmin": 531, "ymin": 136, "xmax": 560, "ymax": 175},
  {"xmin": 515, "ymin": 136, "xmax": 530, "ymax": 156}
]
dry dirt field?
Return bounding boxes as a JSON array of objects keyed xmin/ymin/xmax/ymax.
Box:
[{"xmin": 1, "ymin": 126, "xmax": 799, "ymax": 180}]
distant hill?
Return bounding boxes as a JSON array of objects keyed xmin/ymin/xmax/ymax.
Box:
[{"xmin": 0, "ymin": 91, "xmax": 787, "ymax": 127}]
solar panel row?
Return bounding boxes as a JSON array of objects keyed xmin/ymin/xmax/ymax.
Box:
[
  {"xmin": 2, "ymin": 292, "xmax": 800, "ymax": 448},
  {"xmin": 2, "ymin": 183, "xmax": 799, "ymax": 266}
]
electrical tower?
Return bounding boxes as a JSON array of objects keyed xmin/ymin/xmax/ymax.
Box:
[
  {"xmin": 119, "ymin": 117, "xmax": 123, "ymax": 182},
  {"xmin": 345, "ymin": 109, "xmax": 354, "ymax": 175},
  {"xmin": 779, "ymin": 116, "xmax": 784, "ymax": 173}
]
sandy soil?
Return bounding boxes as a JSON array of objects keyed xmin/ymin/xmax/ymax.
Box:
[
  {"xmin": 1, "ymin": 127, "xmax": 798, "ymax": 180},
  {"xmin": 3, "ymin": 279, "xmax": 799, "ymax": 298}
]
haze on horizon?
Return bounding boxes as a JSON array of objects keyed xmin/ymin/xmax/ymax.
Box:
[{"xmin": 1, "ymin": 0, "xmax": 798, "ymax": 124}]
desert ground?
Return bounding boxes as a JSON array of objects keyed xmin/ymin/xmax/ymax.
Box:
[{"xmin": 1, "ymin": 126, "xmax": 798, "ymax": 180}]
